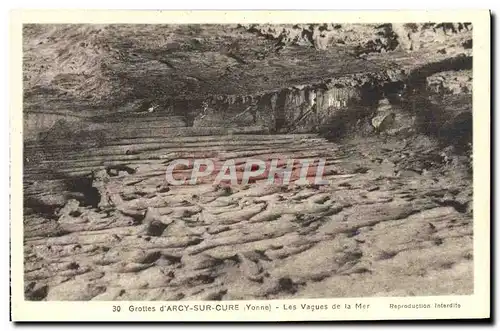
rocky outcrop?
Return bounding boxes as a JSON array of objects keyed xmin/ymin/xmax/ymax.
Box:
[{"xmin": 239, "ymin": 23, "xmax": 472, "ymax": 55}]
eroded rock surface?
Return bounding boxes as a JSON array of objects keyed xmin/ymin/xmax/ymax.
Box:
[
  {"xmin": 24, "ymin": 130, "xmax": 472, "ymax": 301},
  {"xmin": 23, "ymin": 23, "xmax": 473, "ymax": 301}
]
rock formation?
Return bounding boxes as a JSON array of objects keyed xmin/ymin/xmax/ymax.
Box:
[{"xmin": 23, "ymin": 23, "xmax": 473, "ymax": 301}]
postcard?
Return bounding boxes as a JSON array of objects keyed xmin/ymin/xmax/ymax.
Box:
[{"xmin": 10, "ymin": 9, "xmax": 491, "ymax": 322}]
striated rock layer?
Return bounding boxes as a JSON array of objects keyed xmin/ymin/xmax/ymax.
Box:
[
  {"xmin": 24, "ymin": 131, "xmax": 472, "ymax": 301},
  {"xmin": 23, "ymin": 23, "xmax": 473, "ymax": 301}
]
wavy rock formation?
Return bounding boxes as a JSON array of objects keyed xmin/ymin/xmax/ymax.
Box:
[{"xmin": 23, "ymin": 23, "xmax": 473, "ymax": 301}]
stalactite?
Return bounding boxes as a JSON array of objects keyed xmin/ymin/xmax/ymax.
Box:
[
  {"xmin": 173, "ymin": 74, "xmax": 381, "ymax": 132},
  {"xmin": 270, "ymin": 92, "xmax": 278, "ymax": 112}
]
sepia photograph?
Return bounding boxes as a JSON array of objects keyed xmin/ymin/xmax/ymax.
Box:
[{"xmin": 10, "ymin": 9, "xmax": 491, "ymax": 322}]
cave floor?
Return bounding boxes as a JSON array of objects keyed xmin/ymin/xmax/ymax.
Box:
[{"xmin": 23, "ymin": 133, "xmax": 473, "ymax": 301}]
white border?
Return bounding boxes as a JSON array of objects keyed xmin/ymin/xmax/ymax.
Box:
[{"xmin": 8, "ymin": 8, "xmax": 491, "ymax": 323}]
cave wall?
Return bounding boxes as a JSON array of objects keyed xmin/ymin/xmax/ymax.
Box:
[
  {"xmin": 23, "ymin": 23, "xmax": 472, "ymax": 112},
  {"xmin": 23, "ymin": 23, "xmax": 473, "ymax": 144},
  {"xmin": 183, "ymin": 87, "xmax": 358, "ymax": 133},
  {"xmin": 177, "ymin": 77, "xmax": 375, "ymax": 134}
]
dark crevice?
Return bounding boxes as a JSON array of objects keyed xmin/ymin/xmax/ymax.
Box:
[
  {"xmin": 406, "ymin": 56, "xmax": 472, "ymax": 90},
  {"xmin": 63, "ymin": 175, "xmax": 101, "ymax": 208},
  {"xmin": 23, "ymin": 197, "xmax": 60, "ymax": 219}
]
